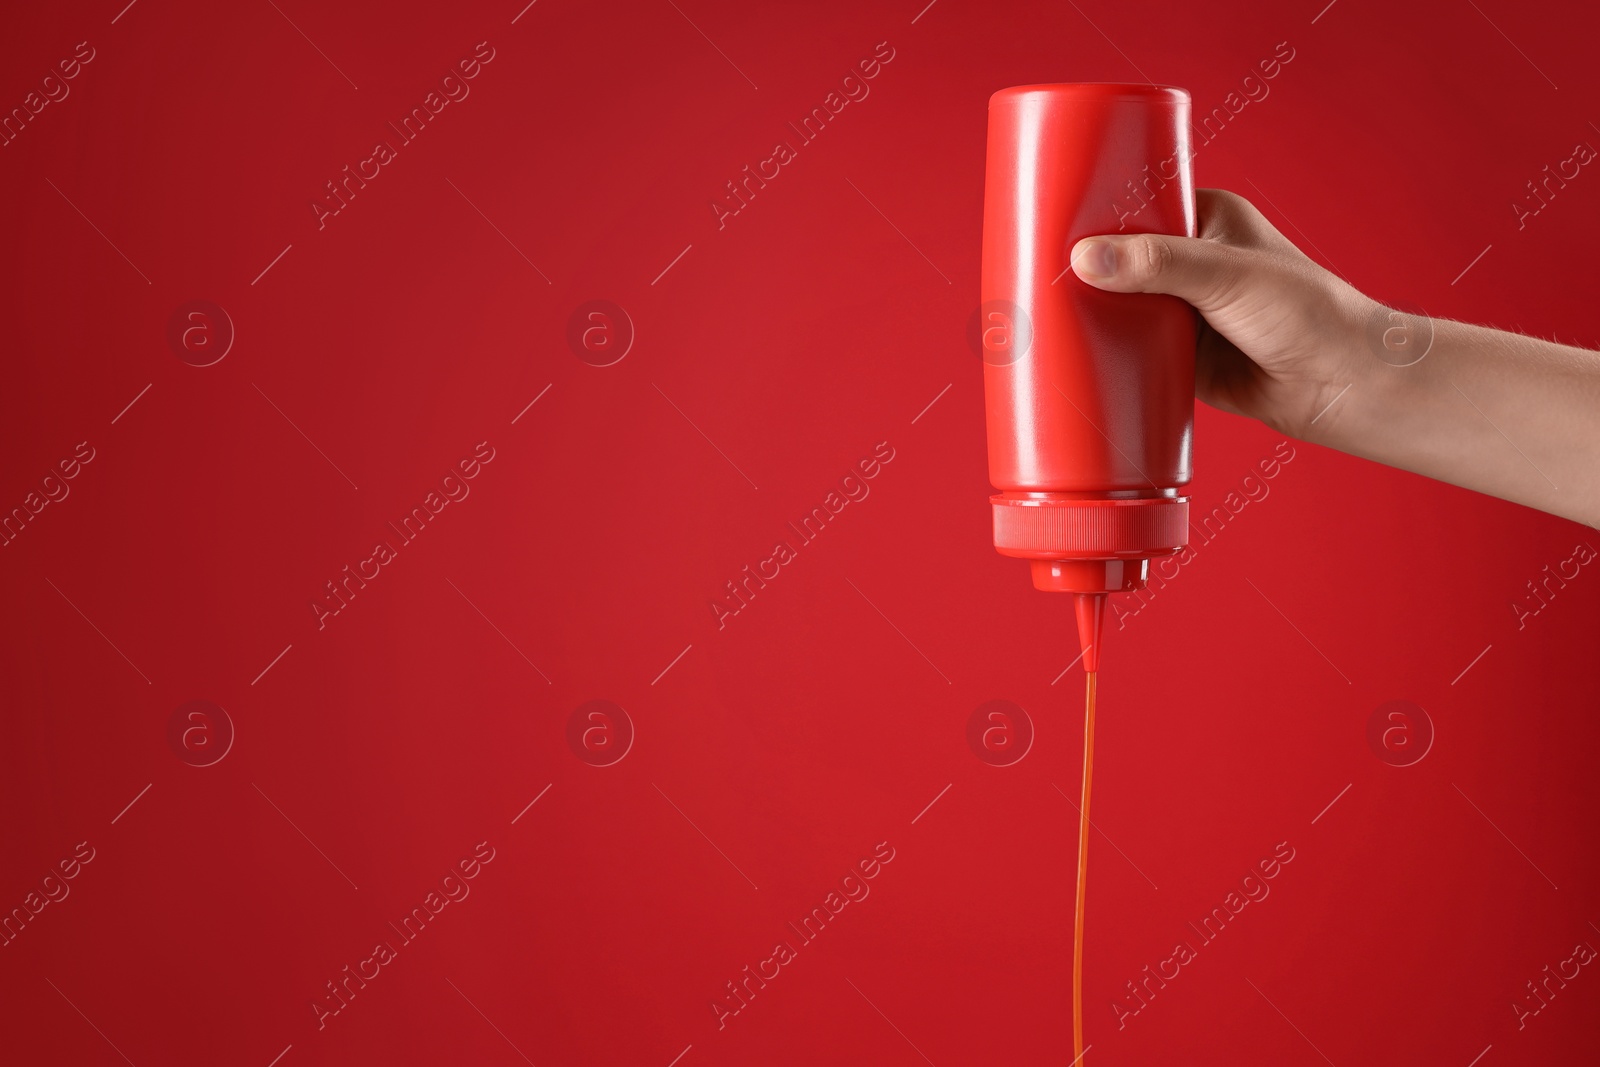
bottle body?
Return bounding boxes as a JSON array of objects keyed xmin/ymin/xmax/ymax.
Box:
[{"xmin": 980, "ymin": 83, "xmax": 1198, "ymax": 596}]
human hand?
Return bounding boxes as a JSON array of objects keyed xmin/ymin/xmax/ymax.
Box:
[{"xmin": 1070, "ymin": 189, "xmax": 1378, "ymax": 442}]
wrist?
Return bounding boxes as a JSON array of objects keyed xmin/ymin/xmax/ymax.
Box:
[
  {"xmin": 1302, "ymin": 300, "xmax": 1441, "ymax": 462},
  {"xmin": 1270, "ymin": 291, "xmax": 1384, "ymax": 448}
]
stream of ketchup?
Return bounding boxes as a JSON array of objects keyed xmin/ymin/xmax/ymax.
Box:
[{"xmin": 1073, "ymin": 670, "xmax": 1097, "ymax": 1063}]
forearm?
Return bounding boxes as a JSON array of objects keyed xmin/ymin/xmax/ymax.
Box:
[{"xmin": 1311, "ymin": 318, "xmax": 1600, "ymax": 527}]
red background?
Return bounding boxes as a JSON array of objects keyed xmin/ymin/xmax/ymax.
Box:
[{"xmin": 3, "ymin": 1, "xmax": 1599, "ymax": 1064}]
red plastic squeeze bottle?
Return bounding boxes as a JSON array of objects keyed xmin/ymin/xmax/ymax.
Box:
[
  {"xmin": 980, "ymin": 84, "xmax": 1197, "ymax": 1061},
  {"xmin": 979, "ymin": 83, "xmax": 1198, "ymax": 673}
]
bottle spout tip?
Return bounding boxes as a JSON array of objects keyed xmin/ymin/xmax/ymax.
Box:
[{"xmin": 1075, "ymin": 593, "xmax": 1106, "ymax": 674}]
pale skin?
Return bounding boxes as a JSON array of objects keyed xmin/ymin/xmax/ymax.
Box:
[{"xmin": 1069, "ymin": 189, "xmax": 1600, "ymax": 529}]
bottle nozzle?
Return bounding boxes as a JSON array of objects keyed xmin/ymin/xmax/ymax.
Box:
[
  {"xmin": 1029, "ymin": 561, "xmax": 1141, "ymax": 675},
  {"xmin": 1075, "ymin": 593, "xmax": 1106, "ymax": 673}
]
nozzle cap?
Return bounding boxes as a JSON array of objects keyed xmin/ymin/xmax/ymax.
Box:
[{"xmin": 1029, "ymin": 558, "xmax": 1147, "ymax": 594}]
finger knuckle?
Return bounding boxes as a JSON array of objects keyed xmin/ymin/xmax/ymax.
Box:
[
  {"xmin": 1200, "ymin": 189, "xmax": 1272, "ymax": 245},
  {"xmin": 1126, "ymin": 234, "xmax": 1173, "ymax": 281}
]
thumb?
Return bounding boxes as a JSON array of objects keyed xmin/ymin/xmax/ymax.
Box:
[{"xmin": 1070, "ymin": 233, "xmax": 1242, "ymax": 313}]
